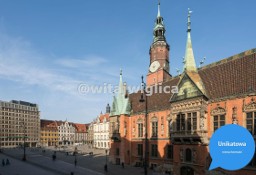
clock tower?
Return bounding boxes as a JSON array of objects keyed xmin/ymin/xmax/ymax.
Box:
[{"xmin": 147, "ymin": 2, "xmax": 172, "ymax": 86}]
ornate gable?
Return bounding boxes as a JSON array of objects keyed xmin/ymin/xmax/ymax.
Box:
[{"xmin": 170, "ymin": 73, "xmax": 206, "ymax": 102}]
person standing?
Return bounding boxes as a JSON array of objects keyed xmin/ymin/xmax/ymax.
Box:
[
  {"xmin": 104, "ymin": 164, "xmax": 108, "ymax": 172},
  {"xmin": 74, "ymin": 159, "xmax": 77, "ymax": 166},
  {"xmin": 2, "ymin": 159, "xmax": 5, "ymax": 166}
]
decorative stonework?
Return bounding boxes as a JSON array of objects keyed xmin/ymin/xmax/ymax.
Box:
[
  {"xmin": 244, "ymin": 101, "xmax": 256, "ymax": 112},
  {"xmin": 200, "ymin": 100, "xmax": 207, "ymax": 130},
  {"xmin": 137, "ymin": 118, "xmax": 143, "ymax": 123},
  {"xmin": 124, "ymin": 121, "xmax": 127, "ymax": 136},
  {"xmin": 232, "ymin": 106, "xmax": 238, "ymax": 124},
  {"xmin": 166, "ymin": 114, "xmax": 171, "ymax": 121},
  {"xmin": 170, "ymin": 98, "xmax": 204, "ymax": 114},
  {"xmin": 210, "ymin": 107, "xmax": 226, "ymax": 116},
  {"xmin": 132, "ymin": 120, "xmax": 135, "ymax": 137},
  {"xmin": 151, "ymin": 116, "xmax": 158, "ymax": 122}
]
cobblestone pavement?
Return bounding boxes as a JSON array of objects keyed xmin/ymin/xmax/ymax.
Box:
[
  {"xmin": 0, "ymin": 153, "xmax": 57, "ymax": 175},
  {"xmin": 2, "ymin": 145, "xmax": 163, "ymax": 175}
]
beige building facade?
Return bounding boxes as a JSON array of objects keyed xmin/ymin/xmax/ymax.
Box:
[{"xmin": 0, "ymin": 100, "xmax": 40, "ymax": 148}]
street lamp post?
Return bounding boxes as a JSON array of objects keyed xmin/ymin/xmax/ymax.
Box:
[
  {"xmin": 139, "ymin": 76, "xmax": 148, "ymax": 175},
  {"xmin": 105, "ymin": 149, "xmax": 108, "ymax": 165},
  {"xmin": 74, "ymin": 150, "xmax": 77, "ymax": 166},
  {"xmin": 104, "ymin": 149, "xmax": 108, "ymax": 172},
  {"xmin": 22, "ymin": 118, "xmax": 27, "ymax": 161},
  {"xmin": 0, "ymin": 136, "xmax": 2, "ymax": 153}
]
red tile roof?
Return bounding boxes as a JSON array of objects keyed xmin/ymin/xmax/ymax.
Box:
[
  {"xmin": 40, "ymin": 119, "xmax": 58, "ymax": 130},
  {"xmin": 199, "ymin": 49, "xmax": 256, "ymax": 99},
  {"xmin": 97, "ymin": 113, "xmax": 109, "ymax": 123},
  {"xmin": 129, "ymin": 49, "xmax": 256, "ymax": 114},
  {"xmin": 73, "ymin": 123, "xmax": 87, "ymax": 132}
]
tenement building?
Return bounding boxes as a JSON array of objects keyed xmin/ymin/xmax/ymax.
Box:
[
  {"xmin": 74, "ymin": 123, "xmax": 88, "ymax": 145},
  {"xmin": 93, "ymin": 105, "xmax": 110, "ymax": 149},
  {"xmin": 40, "ymin": 119, "xmax": 59, "ymax": 147},
  {"xmin": 0, "ymin": 100, "xmax": 40, "ymax": 148},
  {"xmin": 108, "ymin": 3, "xmax": 256, "ymax": 175},
  {"xmin": 56, "ymin": 120, "xmax": 76, "ymax": 145},
  {"xmin": 86, "ymin": 122, "xmax": 94, "ymax": 147}
]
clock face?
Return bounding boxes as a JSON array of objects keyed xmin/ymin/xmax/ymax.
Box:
[{"xmin": 149, "ymin": 61, "xmax": 160, "ymax": 73}]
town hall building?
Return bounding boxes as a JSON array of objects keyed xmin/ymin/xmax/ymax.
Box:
[{"xmin": 108, "ymin": 2, "xmax": 256, "ymax": 175}]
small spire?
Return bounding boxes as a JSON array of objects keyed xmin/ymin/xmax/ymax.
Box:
[
  {"xmin": 187, "ymin": 8, "xmax": 192, "ymax": 32},
  {"xmin": 157, "ymin": 0, "xmax": 161, "ymax": 17},
  {"xmin": 183, "ymin": 8, "xmax": 197, "ymax": 72},
  {"xmin": 118, "ymin": 69, "xmax": 123, "ymax": 95}
]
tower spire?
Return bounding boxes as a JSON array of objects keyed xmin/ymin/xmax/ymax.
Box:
[
  {"xmin": 183, "ymin": 8, "xmax": 197, "ymax": 72},
  {"xmin": 157, "ymin": 0, "xmax": 161, "ymax": 17},
  {"xmin": 153, "ymin": 0, "xmax": 166, "ymax": 43},
  {"xmin": 118, "ymin": 69, "xmax": 123, "ymax": 95}
]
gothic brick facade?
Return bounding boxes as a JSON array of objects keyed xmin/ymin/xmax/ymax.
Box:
[{"xmin": 108, "ymin": 3, "xmax": 256, "ymax": 175}]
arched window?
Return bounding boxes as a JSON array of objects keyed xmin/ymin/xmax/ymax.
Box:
[{"xmin": 185, "ymin": 148, "xmax": 192, "ymax": 162}]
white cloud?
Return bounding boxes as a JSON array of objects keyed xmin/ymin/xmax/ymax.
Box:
[
  {"xmin": 56, "ymin": 56, "xmax": 108, "ymax": 68},
  {"xmin": 0, "ymin": 31, "xmax": 142, "ymax": 122},
  {"xmin": 0, "ymin": 32, "xmax": 111, "ymax": 96}
]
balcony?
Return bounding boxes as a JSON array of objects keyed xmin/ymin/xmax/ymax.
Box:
[{"xmin": 171, "ymin": 130, "xmax": 208, "ymax": 144}]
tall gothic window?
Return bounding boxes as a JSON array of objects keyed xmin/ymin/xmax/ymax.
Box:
[
  {"xmin": 167, "ymin": 145, "xmax": 173, "ymax": 159},
  {"xmin": 176, "ymin": 112, "xmax": 197, "ymax": 131},
  {"xmin": 187, "ymin": 112, "xmax": 197, "ymax": 131},
  {"xmin": 151, "ymin": 144, "xmax": 158, "ymax": 157},
  {"xmin": 185, "ymin": 148, "xmax": 192, "ymax": 162},
  {"xmin": 176, "ymin": 113, "xmax": 185, "ymax": 131},
  {"xmin": 138, "ymin": 123, "xmax": 143, "ymax": 137},
  {"xmin": 213, "ymin": 115, "xmax": 225, "ymax": 131},
  {"xmin": 116, "ymin": 148, "xmax": 120, "ymax": 156},
  {"xmin": 152, "ymin": 121, "xmax": 158, "ymax": 137},
  {"xmin": 138, "ymin": 144, "xmax": 143, "ymax": 156},
  {"xmin": 246, "ymin": 112, "xmax": 256, "ymax": 135}
]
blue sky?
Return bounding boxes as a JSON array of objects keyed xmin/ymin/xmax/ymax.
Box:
[{"xmin": 0, "ymin": 0, "xmax": 255, "ymax": 123}]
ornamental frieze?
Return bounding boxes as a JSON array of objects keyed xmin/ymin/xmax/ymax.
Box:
[
  {"xmin": 244, "ymin": 101, "xmax": 256, "ymax": 112},
  {"xmin": 210, "ymin": 107, "xmax": 226, "ymax": 116}
]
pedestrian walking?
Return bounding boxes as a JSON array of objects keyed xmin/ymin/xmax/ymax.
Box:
[
  {"xmin": 52, "ymin": 154, "xmax": 56, "ymax": 161},
  {"xmin": 121, "ymin": 162, "xmax": 124, "ymax": 169},
  {"xmin": 6, "ymin": 159, "xmax": 10, "ymax": 165},
  {"xmin": 74, "ymin": 159, "xmax": 77, "ymax": 166},
  {"xmin": 104, "ymin": 164, "xmax": 108, "ymax": 172},
  {"xmin": 2, "ymin": 159, "xmax": 5, "ymax": 166}
]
